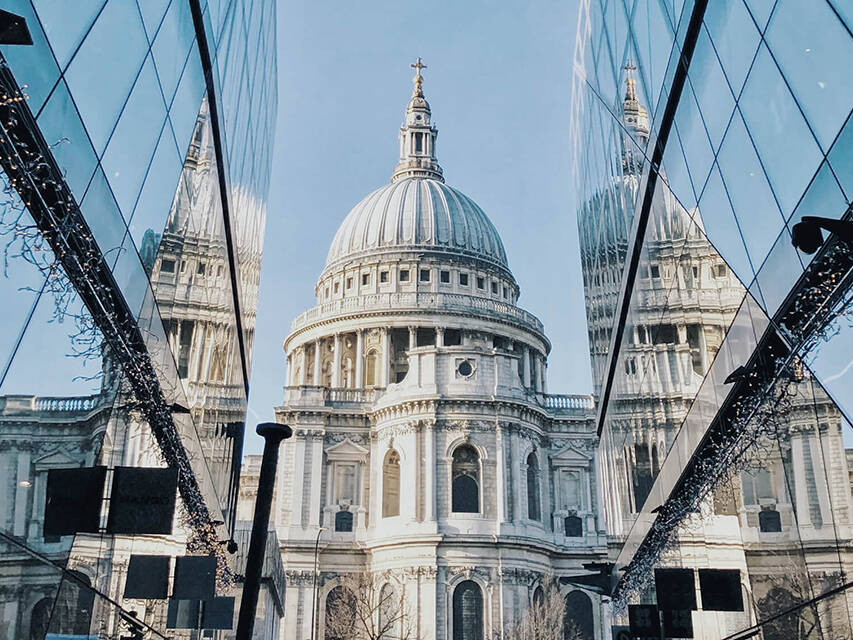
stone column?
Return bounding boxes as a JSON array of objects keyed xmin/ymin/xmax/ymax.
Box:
[
  {"xmin": 496, "ymin": 422, "xmax": 506, "ymax": 523},
  {"xmin": 522, "ymin": 345, "xmax": 531, "ymax": 388},
  {"xmin": 332, "ymin": 333, "xmax": 342, "ymax": 388},
  {"xmin": 299, "ymin": 346, "xmax": 308, "ymax": 386},
  {"xmin": 409, "ymin": 326, "xmax": 417, "ymax": 350},
  {"xmin": 540, "ymin": 358, "xmax": 548, "ymax": 394},
  {"xmin": 435, "ymin": 327, "xmax": 444, "ymax": 347},
  {"xmin": 509, "ymin": 427, "xmax": 522, "ymax": 522},
  {"xmin": 313, "ymin": 339, "xmax": 322, "ymax": 385},
  {"xmin": 424, "ymin": 420, "xmax": 436, "ymax": 521},
  {"xmin": 286, "ymin": 354, "xmax": 293, "ymax": 385},
  {"xmin": 533, "ymin": 353, "xmax": 542, "ymax": 393},
  {"xmin": 381, "ymin": 327, "xmax": 391, "ymax": 387},
  {"xmin": 355, "ymin": 329, "xmax": 364, "ymax": 388}
]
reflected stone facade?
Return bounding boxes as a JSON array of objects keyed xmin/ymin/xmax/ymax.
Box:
[
  {"xmin": 0, "ymin": 1, "xmax": 276, "ymax": 636},
  {"xmin": 275, "ymin": 68, "xmax": 605, "ymax": 640},
  {"xmin": 572, "ymin": 1, "xmax": 853, "ymax": 638}
]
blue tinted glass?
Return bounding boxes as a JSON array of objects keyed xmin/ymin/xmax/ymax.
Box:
[
  {"xmin": 0, "ymin": 0, "xmax": 61, "ymax": 114},
  {"xmin": 827, "ymin": 114, "xmax": 853, "ymax": 201},
  {"xmin": 136, "ymin": 0, "xmax": 170, "ymax": 42},
  {"xmin": 828, "ymin": 0, "xmax": 852, "ymax": 33},
  {"xmin": 716, "ymin": 111, "xmax": 785, "ymax": 272},
  {"xmin": 697, "ymin": 163, "xmax": 755, "ymax": 285},
  {"xmin": 169, "ymin": 51, "xmax": 206, "ymax": 158},
  {"xmin": 127, "ymin": 125, "xmax": 182, "ymax": 249},
  {"xmin": 101, "ymin": 54, "xmax": 168, "ymax": 219},
  {"xmin": 739, "ymin": 44, "xmax": 822, "ymax": 217},
  {"xmin": 111, "ymin": 231, "xmax": 150, "ymax": 318},
  {"xmin": 703, "ymin": 0, "xmax": 761, "ymax": 99},
  {"xmin": 152, "ymin": 0, "xmax": 196, "ymax": 105},
  {"xmin": 689, "ymin": 27, "xmax": 734, "ymax": 152},
  {"xmin": 36, "ymin": 80, "xmax": 98, "ymax": 199},
  {"xmin": 31, "ymin": 0, "xmax": 105, "ymax": 70},
  {"xmin": 80, "ymin": 168, "xmax": 127, "ymax": 263},
  {"xmin": 789, "ymin": 161, "xmax": 847, "ymax": 232},
  {"xmin": 64, "ymin": 0, "xmax": 148, "ymax": 154},
  {"xmin": 743, "ymin": 0, "xmax": 776, "ymax": 32},
  {"xmin": 765, "ymin": 0, "xmax": 853, "ymax": 152}
]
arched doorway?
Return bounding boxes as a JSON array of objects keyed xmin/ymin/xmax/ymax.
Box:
[
  {"xmin": 453, "ymin": 580, "xmax": 483, "ymax": 640},
  {"xmin": 325, "ymin": 586, "xmax": 356, "ymax": 640},
  {"xmin": 564, "ymin": 590, "xmax": 594, "ymax": 640},
  {"xmin": 451, "ymin": 445, "xmax": 479, "ymax": 513}
]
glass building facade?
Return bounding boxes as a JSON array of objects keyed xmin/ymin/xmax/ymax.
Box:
[
  {"xmin": 572, "ymin": 0, "xmax": 852, "ymax": 638},
  {"xmin": 0, "ymin": 1, "xmax": 276, "ymax": 638}
]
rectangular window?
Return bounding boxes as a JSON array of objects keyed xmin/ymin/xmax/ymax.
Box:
[
  {"xmin": 459, "ymin": 273, "xmax": 469, "ymax": 286},
  {"xmin": 362, "ymin": 273, "xmax": 370, "ymax": 286},
  {"xmin": 335, "ymin": 464, "xmax": 357, "ymax": 502},
  {"xmin": 380, "ymin": 271, "xmax": 389, "ymax": 283},
  {"xmin": 216, "ymin": 265, "xmax": 223, "ymax": 278},
  {"xmin": 180, "ymin": 260, "xmax": 187, "ymax": 273},
  {"xmin": 160, "ymin": 259, "xmax": 175, "ymax": 273},
  {"xmin": 440, "ymin": 270, "xmax": 450, "ymax": 283},
  {"xmin": 420, "ymin": 269, "xmax": 431, "ymax": 282},
  {"xmin": 692, "ymin": 266, "xmax": 699, "ymax": 278},
  {"xmin": 444, "ymin": 329, "xmax": 462, "ymax": 346},
  {"xmin": 399, "ymin": 269, "xmax": 410, "ymax": 282},
  {"xmin": 196, "ymin": 262, "xmax": 206, "ymax": 275},
  {"xmin": 502, "ymin": 286, "xmax": 508, "ymax": 298},
  {"xmin": 650, "ymin": 264, "xmax": 660, "ymax": 278},
  {"xmin": 325, "ymin": 288, "xmax": 330, "ymax": 298},
  {"xmin": 477, "ymin": 276, "xmax": 485, "ymax": 289},
  {"xmin": 491, "ymin": 281, "xmax": 498, "ymax": 294},
  {"xmin": 346, "ymin": 277, "xmax": 353, "ymax": 289},
  {"xmin": 625, "ymin": 357, "xmax": 637, "ymax": 375},
  {"xmin": 334, "ymin": 282, "xmax": 340, "ymax": 293},
  {"xmin": 714, "ymin": 264, "xmax": 727, "ymax": 278}
]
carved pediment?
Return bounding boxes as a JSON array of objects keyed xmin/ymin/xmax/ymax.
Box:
[
  {"xmin": 34, "ymin": 449, "xmax": 81, "ymax": 470},
  {"xmin": 325, "ymin": 438, "xmax": 369, "ymax": 461},
  {"xmin": 549, "ymin": 442, "xmax": 592, "ymax": 466}
]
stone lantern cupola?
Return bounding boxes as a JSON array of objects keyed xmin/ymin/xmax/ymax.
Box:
[{"xmin": 392, "ymin": 57, "xmax": 443, "ymax": 183}]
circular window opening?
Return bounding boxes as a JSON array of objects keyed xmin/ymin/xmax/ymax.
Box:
[
  {"xmin": 457, "ymin": 360, "xmax": 473, "ymax": 377},
  {"xmin": 416, "ymin": 114, "xmax": 422, "ymax": 120}
]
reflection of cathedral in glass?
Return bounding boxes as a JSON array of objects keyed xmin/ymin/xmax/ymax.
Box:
[
  {"xmin": 575, "ymin": 23, "xmax": 853, "ymax": 636},
  {"xmin": 274, "ymin": 65, "xmax": 604, "ymax": 640}
]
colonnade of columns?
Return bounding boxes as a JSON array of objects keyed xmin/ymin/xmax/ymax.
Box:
[{"xmin": 286, "ymin": 326, "xmax": 549, "ymax": 392}]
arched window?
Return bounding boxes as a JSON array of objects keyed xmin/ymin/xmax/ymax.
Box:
[
  {"xmin": 325, "ymin": 586, "xmax": 356, "ymax": 640},
  {"xmin": 378, "ymin": 583, "xmax": 396, "ymax": 637},
  {"xmin": 53, "ymin": 571, "xmax": 94, "ymax": 636},
  {"xmin": 452, "ymin": 445, "xmax": 479, "ymax": 513},
  {"xmin": 30, "ymin": 597, "xmax": 52, "ymax": 640},
  {"xmin": 322, "ymin": 359, "xmax": 333, "ymax": 387},
  {"xmin": 335, "ymin": 510, "xmax": 353, "ymax": 532},
  {"xmin": 383, "ymin": 450, "xmax": 401, "ymax": 517},
  {"xmin": 759, "ymin": 509, "xmax": 782, "ymax": 533},
  {"xmin": 564, "ymin": 515, "xmax": 583, "ymax": 537},
  {"xmin": 564, "ymin": 590, "xmax": 594, "ymax": 640},
  {"xmin": 526, "ymin": 452, "xmax": 541, "ymax": 521},
  {"xmin": 532, "ymin": 586, "xmax": 545, "ymax": 608},
  {"xmin": 453, "ymin": 581, "xmax": 483, "ymax": 640},
  {"xmin": 365, "ymin": 350, "xmax": 379, "ymax": 387}
]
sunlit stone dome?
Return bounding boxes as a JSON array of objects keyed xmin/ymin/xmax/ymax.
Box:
[
  {"xmin": 323, "ymin": 58, "xmax": 509, "ymax": 275},
  {"xmin": 325, "ymin": 178, "xmax": 509, "ymax": 270}
]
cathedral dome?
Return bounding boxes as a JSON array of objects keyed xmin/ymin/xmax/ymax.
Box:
[
  {"xmin": 325, "ymin": 178, "xmax": 509, "ymax": 270},
  {"xmin": 323, "ymin": 57, "xmax": 510, "ymax": 276}
]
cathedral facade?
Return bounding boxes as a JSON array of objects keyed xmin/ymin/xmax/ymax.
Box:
[{"xmin": 274, "ymin": 65, "xmax": 606, "ymax": 640}]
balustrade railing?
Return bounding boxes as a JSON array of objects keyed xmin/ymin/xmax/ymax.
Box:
[
  {"xmin": 290, "ymin": 292, "xmax": 544, "ymax": 333},
  {"xmin": 25, "ymin": 395, "xmax": 101, "ymax": 412},
  {"xmin": 544, "ymin": 394, "xmax": 595, "ymax": 411}
]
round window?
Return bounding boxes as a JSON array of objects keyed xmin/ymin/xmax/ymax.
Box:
[{"xmin": 457, "ymin": 360, "xmax": 473, "ymax": 377}]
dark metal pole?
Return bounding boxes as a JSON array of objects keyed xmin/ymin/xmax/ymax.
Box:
[
  {"xmin": 235, "ymin": 422, "xmax": 292, "ymax": 640},
  {"xmin": 309, "ymin": 526, "xmax": 326, "ymax": 640}
]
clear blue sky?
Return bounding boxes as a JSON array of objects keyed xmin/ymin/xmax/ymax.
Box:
[{"xmin": 244, "ymin": 1, "xmax": 589, "ymax": 454}]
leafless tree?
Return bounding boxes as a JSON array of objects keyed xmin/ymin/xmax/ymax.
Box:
[
  {"xmin": 324, "ymin": 572, "xmax": 414, "ymax": 640},
  {"xmin": 501, "ymin": 578, "xmax": 566, "ymax": 640}
]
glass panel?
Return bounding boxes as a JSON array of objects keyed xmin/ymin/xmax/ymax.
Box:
[
  {"xmin": 702, "ymin": 0, "xmax": 761, "ymax": 100},
  {"xmin": 739, "ymin": 44, "xmax": 822, "ymax": 217},
  {"xmin": 31, "ymin": 0, "xmax": 106, "ymax": 71},
  {"xmin": 101, "ymin": 53, "xmax": 169, "ymax": 219},
  {"xmin": 151, "ymin": 0, "xmax": 197, "ymax": 105},
  {"xmin": 766, "ymin": 0, "xmax": 853, "ymax": 152},
  {"xmin": 716, "ymin": 110, "xmax": 786, "ymax": 274},
  {"xmin": 137, "ymin": 0, "xmax": 171, "ymax": 42},
  {"xmin": 827, "ymin": 113, "xmax": 853, "ymax": 202},
  {"xmin": 64, "ymin": 0, "xmax": 148, "ymax": 154},
  {"xmin": 169, "ymin": 51, "xmax": 206, "ymax": 159},
  {"xmin": 35, "ymin": 79, "xmax": 98, "ymax": 199},
  {"xmin": 80, "ymin": 167, "xmax": 128, "ymax": 266}
]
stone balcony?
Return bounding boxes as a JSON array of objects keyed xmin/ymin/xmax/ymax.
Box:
[
  {"xmin": 543, "ymin": 393, "xmax": 595, "ymax": 416},
  {"xmin": 290, "ymin": 291, "xmax": 545, "ymax": 334},
  {"xmin": 282, "ymin": 386, "xmax": 381, "ymax": 409},
  {"xmin": 0, "ymin": 394, "xmax": 102, "ymax": 416}
]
